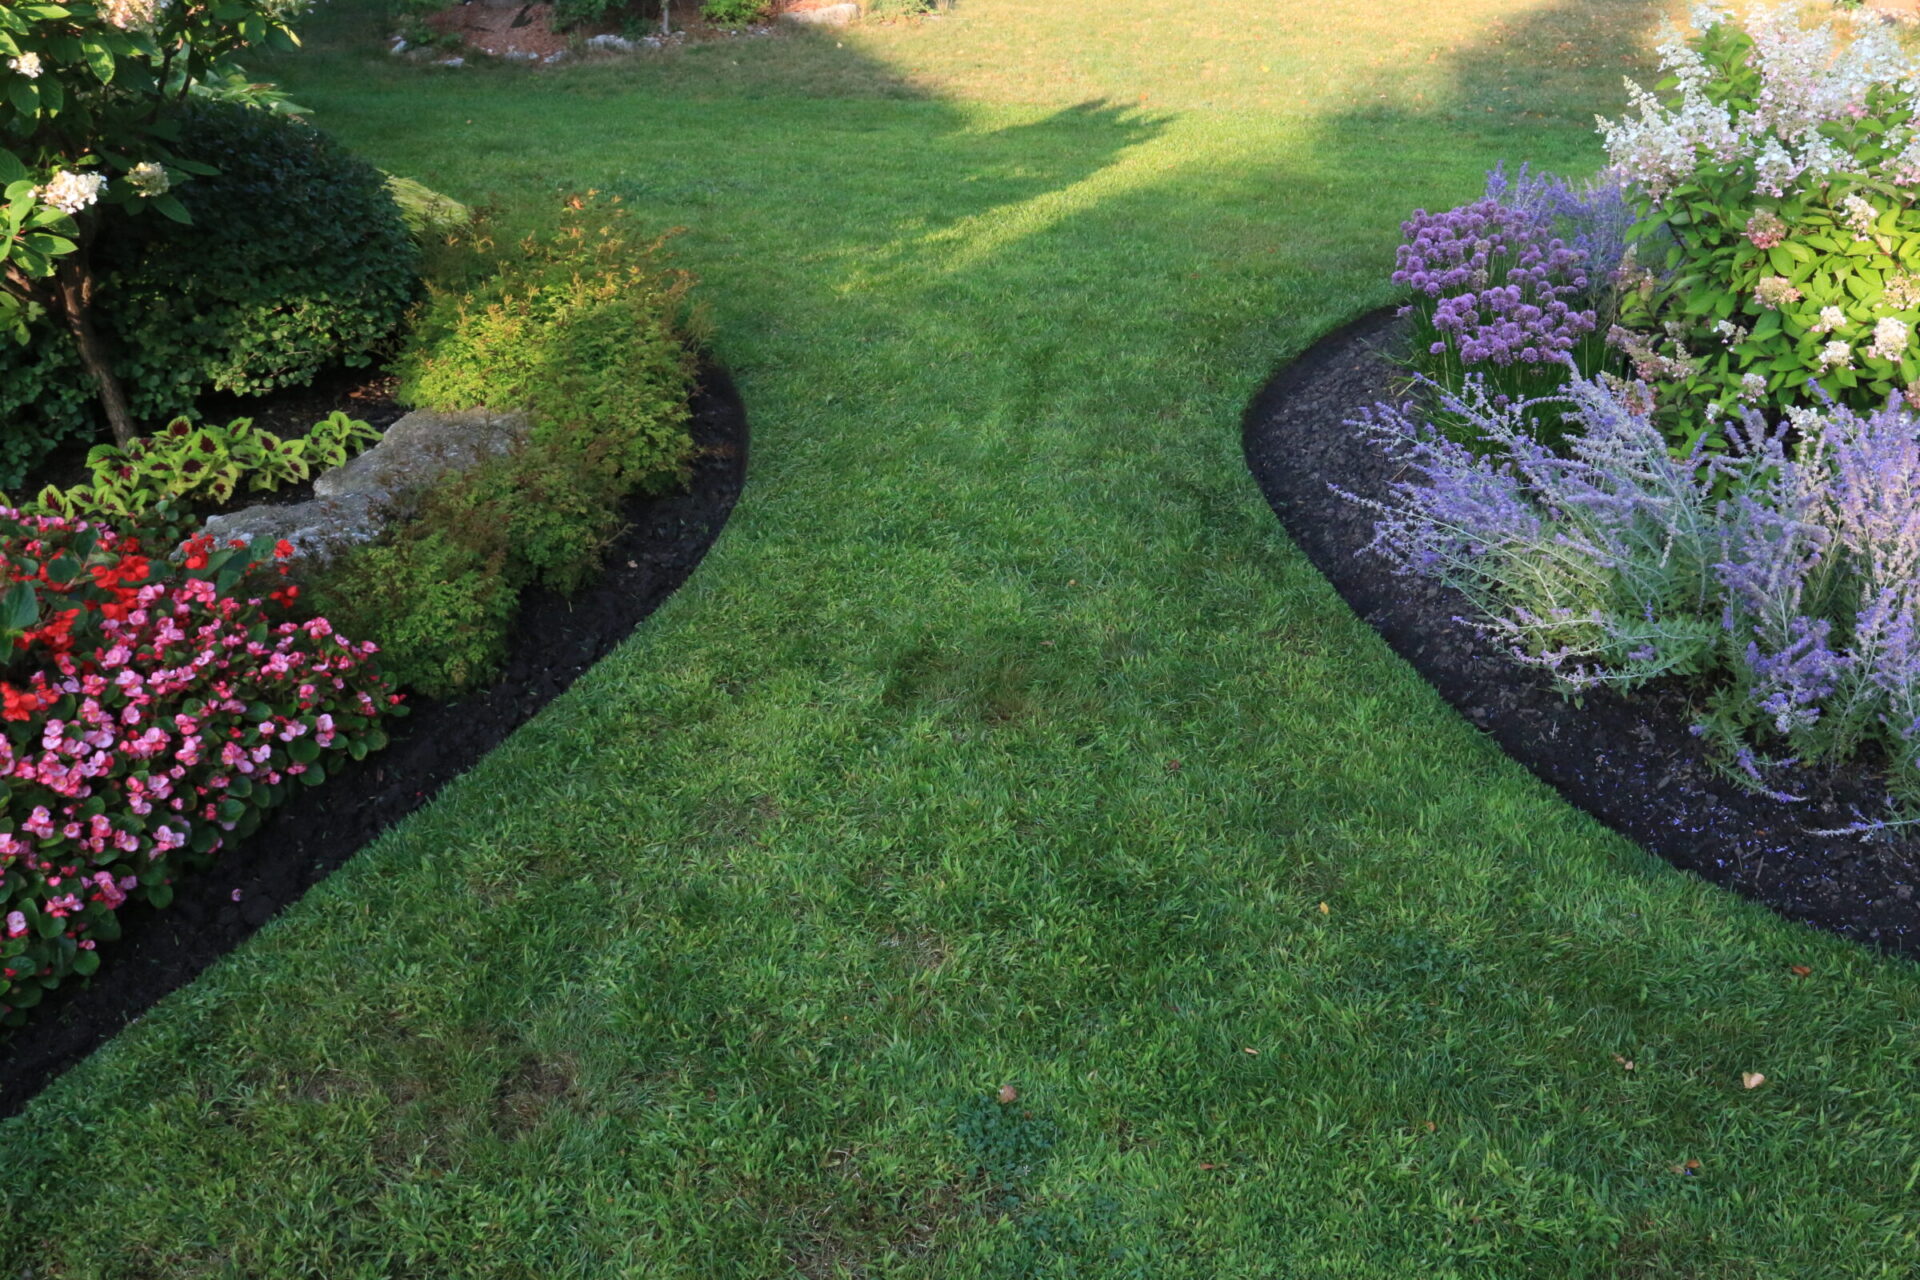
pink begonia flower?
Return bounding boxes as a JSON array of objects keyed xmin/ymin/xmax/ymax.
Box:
[{"xmin": 5, "ymin": 911, "xmax": 25, "ymax": 937}]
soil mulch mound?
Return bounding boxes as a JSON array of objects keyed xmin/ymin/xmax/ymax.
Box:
[
  {"xmin": 0, "ymin": 365, "xmax": 748, "ymax": 1119},
  {"xmin": 1243, "ymin": 310, "xmax": 1920, "ymax": 961}
]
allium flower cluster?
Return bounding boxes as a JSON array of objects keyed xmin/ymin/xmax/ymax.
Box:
[
  {"xmin": 1483, "ymin": 161, "xmax": 1635, "ymax": 285},
  {"xmin": 1395, "ymin": 200, "xmax": 1597, "ymax": 368},
  {"xmin": 0, "ymin": 511, "xmax": 397, "ymax": 1018},
  {"xmin": 1347, "ymin": 373, "xmax": 1920, "ymax": 807},
  {"xmin": 35, "ymin": 170, "xmax": 105, "ymax": 216}
]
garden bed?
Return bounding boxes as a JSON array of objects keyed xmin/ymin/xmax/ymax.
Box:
[
  {"xmin": 1244, "ymin": 310, "xmax": 1920, "ymax": 961},
  {"xmin": 0, "ymin": 363, "xmax": 747, "ymax": 1119}
]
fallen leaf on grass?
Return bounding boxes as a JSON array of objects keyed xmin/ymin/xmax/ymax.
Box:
[
  {"xmin": 1789, "ymin": 965, "xmax": 1812, "ymax": 978},
  {"xmin": 1671, "ymin": 1158, "xmax": 1702, "ymax": 1175},
  {"xmin": 1198, "ymin": 1161, "xmax": 1227, "ymax": 1171},
  {"xmin": 1317, "ymin": 902, "xmax": 1330, "ymax": 915},
  {"xmin": 1611, "ymin": 1054, "xmax": 1636, "ymax": 1072},
  {"xmin": 1242, "ymin": 1047, "xmax": 1258, "ymax": 1055},
  {"xmin": 997, "ymin": 1084, "xmax": 1019, "ymax": 1105},
  {"xmin": 1742, "ymin": 1072, "xmax": 1766, "ymax": 1090}
]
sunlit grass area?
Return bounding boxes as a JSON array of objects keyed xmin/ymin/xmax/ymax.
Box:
[{"xmin": 11, "ymin": 1, "xmax": 1920, "ymax": 1275}]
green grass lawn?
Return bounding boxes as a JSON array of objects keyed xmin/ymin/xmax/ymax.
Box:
[{"xmin": 11, "ymin": 1, "xmax": 1920, "ymax": 1274}]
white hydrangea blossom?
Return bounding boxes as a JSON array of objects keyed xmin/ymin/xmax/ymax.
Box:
[
  {"xmin": 1740, "ymin": 371, "xmax": 1770, "ymax": 399},
  {"xmin": 1811, "ymin": 305, "xmax": 1850, "ymax": 334},
  {"xmin": 1599, "ymin": 3, "xmax": 1920, "ymax": 199},
  {"xmin": 1842, "ymin": 193, "xmax": 1880, "ymax": 240},
  {"xmin": 8, "ymin": 54, "xmax": 42, "ymax": 80},
  {"xmin": 126, "ymin": 161, "xmax": 169, "ymax": 197},
  {"xmin": 1818, "ymin": 339, "xmax": 1854, "ymax": 370},
  {"xmin": 1867, "ymin": 316, "xmax": 1911, "ymax": 361},
  {"xmin": 34, "ymin": 169, "xmax": 105, "ymax": 215}
]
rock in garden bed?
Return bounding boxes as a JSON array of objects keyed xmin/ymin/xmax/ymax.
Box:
[
  {"xmin": 0, "ymin": 367, "xmax": 748, "ymax": 1120},
  {"xmin": 202, "ymin": 407, "xmax": 531, "ymax": 565},
  {"xmin": 1243, "ymin": 311, "xmax": 1920, "ymax": 959}
]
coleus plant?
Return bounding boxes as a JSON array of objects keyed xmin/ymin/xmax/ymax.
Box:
[{"xmin": 20, "ymin": 410, "xmax": 381, "ymax": 520}]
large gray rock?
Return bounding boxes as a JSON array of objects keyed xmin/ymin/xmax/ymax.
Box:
[
  {"xmin": 780, "ymin": 3, "xmax": 858, "ymax": 25},
  {"xmin": 203, "ymin": 407, "xmax": 531, "ymax": 567}
]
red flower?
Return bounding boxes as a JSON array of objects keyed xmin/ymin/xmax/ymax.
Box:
[
  {"xmin": 273, "ymin": 539, "xmax": 294, "ymax": 560},
  {"xmin": 0, "ymin": 683, "xmax": 41, "ymax": 722}
]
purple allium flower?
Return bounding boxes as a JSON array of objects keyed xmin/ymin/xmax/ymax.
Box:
[{"xmin": 1395, "ymin": 199, "xmax": 1598, "ymax": 371}]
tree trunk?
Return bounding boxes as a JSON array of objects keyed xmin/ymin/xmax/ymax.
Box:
[
  {"xmin": 660, "ymin": 0, "xmax": 671, "ymax": 37},
  {"xmin": 54, "ymin": 260, "xmax": 134, "ymax": 446}
]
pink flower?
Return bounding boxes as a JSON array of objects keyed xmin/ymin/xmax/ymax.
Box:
[{"xmin": 5, "ymin": 911, "xmax": 24, "ymax": 937}]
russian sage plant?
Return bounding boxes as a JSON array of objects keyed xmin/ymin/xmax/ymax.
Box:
[{"xmin": 1349, "ymin": 375, "xmax": 1920, "ymax": 808}]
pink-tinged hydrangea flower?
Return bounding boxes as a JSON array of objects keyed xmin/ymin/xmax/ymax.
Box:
[
  {"xmin": 1745, "ymin": 208, "xmax": 1788, "ymax": 248},
  {"xmin": 1842, "ymin": 194, "xmax": 1879, "ymax": 240},
  {"xmin": 1754, "ymin": 276, "xmax": 1803, "ymax": 310},
  {"xmin": 1867, "ymin": 316, "xmax": 1910, "ymax": 362}
]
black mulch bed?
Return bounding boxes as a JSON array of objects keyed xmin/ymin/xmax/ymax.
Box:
[
  {"xmin": 0, "ymin": 365, "xmax": 748, "ymax": 1119},
  {"xmin": 1243, "ymin": 309, "xmax": 1920, "ymax": 963}
]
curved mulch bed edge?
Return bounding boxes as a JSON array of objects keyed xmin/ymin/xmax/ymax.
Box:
[
  {"xmin": 1243, "ymin": 310, "xmax": 1920, "ymax": 963},
  {"xmin": 0, "ymin": 365, "xmax": 748, "ymax": 1119}
]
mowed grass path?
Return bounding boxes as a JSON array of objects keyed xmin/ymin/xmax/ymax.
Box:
[{"xmin": 8, "ymin": 2, "xmax": 1920, "ymax": 1275}]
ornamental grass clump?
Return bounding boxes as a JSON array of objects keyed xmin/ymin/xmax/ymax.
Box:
[
  {"xmin": 1349, "ymin": 374, "xmax": 1920, "ymax": 809},
  {"xmin": 1597, "ymin": 2, "xmax": 1920, "ymax": 453},
  {"xmin": 0, "ymin": 513, "xmax": 397, "ymax": 1021}
]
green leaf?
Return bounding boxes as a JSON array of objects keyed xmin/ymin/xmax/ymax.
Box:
[{"xmin": 0, "ymin": 581, "xmax": 37, "ymax": 634}]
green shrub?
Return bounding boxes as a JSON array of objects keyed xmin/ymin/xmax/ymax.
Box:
[
  {"xmin": 0, "ymin": 101, "xmax": 419, "ymax": 487},
  {"xmin": 308, "ymin": 531, "xmax": 517, "ymax": 701},
  {"xmin": 702, "ymin": 0, "xmax": 768, "ymax": 26},
  {"xmin": 385, "ymin": 174, "xmax": 473, "ymax": 241},
  {"xmin": 319, "ymin": 197, "xmax": 700, "ymax": 699},
  {"xmin": 551, "ymin": 0, "xmax": 627, "ymax": 30},
  {"xmin": 395, "ymin": 197, "xmax": 697, "ymax": 496}
]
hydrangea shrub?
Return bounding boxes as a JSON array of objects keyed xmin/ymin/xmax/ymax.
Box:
[
  {"xmin": 0, "ymin": 513, "xmax": 397, "ymax": 1020},
  {"xmin": 0, "ymin": 0, "xmax": 314, "ymax": 442},
  {"xmin": 1600, "ymin": 2, "xmax": 1920, "ymax": 451}
]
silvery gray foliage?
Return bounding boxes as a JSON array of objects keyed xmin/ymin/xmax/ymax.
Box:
[{"xmin": 1345, "ymin": 372, "xmax": 1920, "ymax": 805}]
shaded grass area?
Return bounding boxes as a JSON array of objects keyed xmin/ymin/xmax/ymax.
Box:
[{"xmin": 10, "ymin": 1, "xmax": 1920, "ymax": 1275}]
